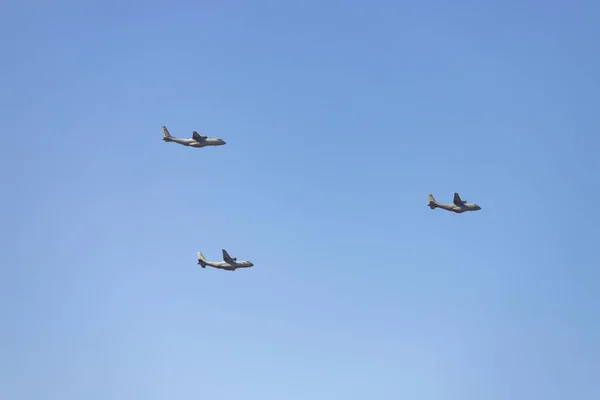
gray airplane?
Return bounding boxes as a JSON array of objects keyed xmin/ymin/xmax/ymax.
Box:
[
  {"xmin": 197, "ymin": 249, "xmax": 254, "ymax": 271},
  {"xmin": 162, "ymin": 126, "xmax": 226, "ymax": 148},
  {"xmin": 428, "ymin": 192, "xmax": 481, "ymax": 213}
]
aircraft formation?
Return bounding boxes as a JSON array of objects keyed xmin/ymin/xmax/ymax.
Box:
[{"xmin": 161, "ymin": 125, "xmax": 482, "ymax": 271}]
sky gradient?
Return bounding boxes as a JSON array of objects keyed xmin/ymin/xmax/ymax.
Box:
[{"xmin": 2, "ymin": 1, "xmax": 599, "ymax": 399}]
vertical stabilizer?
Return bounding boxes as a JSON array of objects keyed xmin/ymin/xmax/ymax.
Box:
[
  {"xmin": 427, "ymin": 194, "xmax": 437, "ymax": 209},
  {"xmin": 197, "ymin": 251, "xmax": 207, "ymax": 267},
  {"xmin": 162, "ymin": 126, "xmax": 172, "ymax": 141}
]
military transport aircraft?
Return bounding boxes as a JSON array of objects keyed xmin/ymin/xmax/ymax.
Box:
[
  {"xmin": 162, "ymin": 126, "xmax": 226, "ymax": 148},
  {"xmin": 427, "ymin": 192, "xmax": 481, "ymax": 213},
  {"xmin": 197, "ymin": 249, "xmax": 254, "ymax": 271}
]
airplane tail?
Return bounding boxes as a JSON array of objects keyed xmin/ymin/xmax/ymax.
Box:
[
  {"xmin": 427, "ymin": 194, "xmax": 437, "ymax": 209},
  {"xmin": 197, "ymin": 251, "xmax": 206, "ymax": 260},
  {"xmin": 197, "ymin": 251, "xmax": 207, "ymax": 268},
  {"xmin": 162, "ymin": 126, "xmax": 172, "ymax": 141}
]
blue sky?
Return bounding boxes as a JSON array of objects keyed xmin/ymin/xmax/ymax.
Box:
[{"xmin": 1, "ymin": 0, "xmax": 599, "ymax": 398}]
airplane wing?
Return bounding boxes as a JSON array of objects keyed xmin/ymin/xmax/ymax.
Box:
[
  {"xmin": 192, "ymin": 131, "xmax": 207, "ymax": 142},
  {"xmin": 453, "ymin": 192, "xmax": 466, "ymax": 205},
  {"xmin": 222, "ymin": 249, "xmax": 236, "ymax": 263}
]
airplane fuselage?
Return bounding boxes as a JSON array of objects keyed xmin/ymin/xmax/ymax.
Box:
[
  {"xmin": 429, "ymin": 202, "xmax": 481, "ymax": 213},
  {"xmin": 198, "ymin": 260, "xmax": 254, "ymax": 271},
  {"xmin": 164, "ymin": 137, "xmax": 226, "ymax": 147}
]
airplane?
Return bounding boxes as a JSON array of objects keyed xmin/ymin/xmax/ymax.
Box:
[
  {"xmin": 427, "ymin": 192, "xmax": 481, "ymax": 213},
  {"xmin": 162, "ymin": 126, "xmax": 226, "ymax": 148},
  {"xmin": 197, "ymin": 249, "xmax": 254, "ymax": 271}
]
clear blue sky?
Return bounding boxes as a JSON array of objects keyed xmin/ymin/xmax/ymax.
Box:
[{"xmin": 2, "ymin": 1, "xmax": 599, "ymax": 399}]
